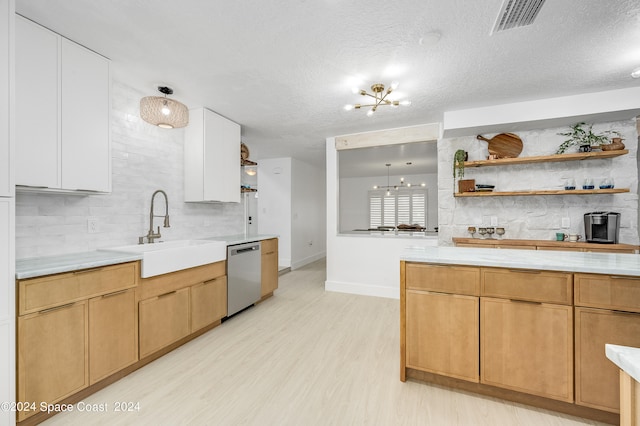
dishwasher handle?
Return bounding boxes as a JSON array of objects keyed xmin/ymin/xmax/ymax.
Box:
[{"xmin": 229, "ymin": 244, "xmax": 260, "ymax": 256}]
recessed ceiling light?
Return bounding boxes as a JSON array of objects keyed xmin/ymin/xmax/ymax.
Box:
[
  {"xmin": 632, "ymin": 67, "xmax": 640, "ymax": 79},
  {"xmin": 419, "ymin": 31, "xmax": 441, "ymax": 47}
]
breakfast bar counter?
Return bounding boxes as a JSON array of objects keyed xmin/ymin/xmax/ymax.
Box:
[
  {"xmin": 400, "ymin": 246, "xmax": 640, "ymax": 425},
  {"xmin": 401, "ymin": 245, "xmax": 640, "ymax": 276}
]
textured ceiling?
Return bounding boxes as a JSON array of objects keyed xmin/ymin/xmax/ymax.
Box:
[{"xmin": 16, "ymin": 0, "xmax": 640, "ymax": 169}]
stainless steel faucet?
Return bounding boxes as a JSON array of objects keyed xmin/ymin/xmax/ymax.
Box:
[{"xmin": 140, "ymin": 190, "xmax": 170, "ymax": 244}]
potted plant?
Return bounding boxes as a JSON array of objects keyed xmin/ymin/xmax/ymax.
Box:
[
  {"xmin": 453, "ymin": 149, "xmax": 466, "ymax": 179},
  {"xmin": 453, "ymin": 149, "xmax": 474, "ymax": 192},
  {"xmin": 555, "ymin": 123, "xmax": 618, "ymax": 154}
]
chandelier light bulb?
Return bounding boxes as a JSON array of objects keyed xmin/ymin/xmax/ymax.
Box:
[
  {"xmin": 344, "ymin": 104, "xmax": 354, "ymax": 111},
  {"xmin": 632, "ymin": 67, "xmax": 640, "ymax": 79},
  {"xmin": 400, "ymin": 100, "xmax": 412, "ymax": 106},
  {"xmin": 390, "ymin": 81, "xmax": 399, "ymax": 91},
  {"xmin": 367, "ymin": 109, "xmax": 375, "ymax": 117}
]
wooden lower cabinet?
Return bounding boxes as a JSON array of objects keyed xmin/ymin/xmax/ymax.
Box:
[
  {"xmin": 575, "ymin": 307, "xmax": 640, "ymax": 412},
  {"xmin": 17, "ymin": 301, "xmax": 89, "ymax": 421},
  {"xmin": 139, "ymin": 287, "xmax": 190, "ymax": 358},
  {"xmin": 89, "ymin": 288, "xmax": 138, "ymax": 384},
  {"xmin": 191, "ymin": 277, "xmax": 227, "ymax": 332},
  {"xmin": 480, "ymin": 297, "xmax": 574, "ymax": 402},
  {"xmin": 261, "ymin": 238, "xmax": 278, "ymax": 297},
  {"xmin": 406, "ymin": 290, "xmax": 479, "ymax": 382}
]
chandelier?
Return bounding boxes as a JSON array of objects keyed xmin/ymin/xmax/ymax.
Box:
[
  {"xmin": 344, "ymin": 82, "xmax": 411, "ymax": 116},
  {"xmin": 140, "ymin": 86, "xmax": 189, "ymax": 129},
  {"xmin": 373, "ymin": 163, "xmax": 425, "ymax": 196}
]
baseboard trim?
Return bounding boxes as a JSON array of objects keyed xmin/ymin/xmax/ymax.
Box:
[
  {"xmin": 325, "ymin": 280, "xmax": 399, "ymax": 299},
  {"xmin": 291, "ymin": 252, "xmax": 326, "ymax": 270}
]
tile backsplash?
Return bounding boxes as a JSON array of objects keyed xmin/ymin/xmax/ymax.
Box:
[{"xmin": 15, "ymin": 81, "xmax": 243, "ymax": 259}]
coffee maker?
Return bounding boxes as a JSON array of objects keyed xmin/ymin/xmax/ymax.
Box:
[{"xmin": 584, "ymin": 212, "xmax": 620, "ymax": 244}]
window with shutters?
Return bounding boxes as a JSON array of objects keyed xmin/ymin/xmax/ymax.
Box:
[{"xmin": 368, "ymin": 188, "xmax": 427, "ymax": 228}]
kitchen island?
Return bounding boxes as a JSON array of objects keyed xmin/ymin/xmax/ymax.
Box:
[{"xmin": 400, "ymin": 246, "xmax": 640, "ymax": 425}]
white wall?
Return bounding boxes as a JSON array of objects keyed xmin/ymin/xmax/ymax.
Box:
[
  {"xmin": 438, "ymin": 119, "xmax": 639, "ymax": 245},
  {"xmin": 15, "ymin": 81, "xmax": 245, "ymax": 259},
  {"xmin": 326, "ymin": 138, "xmax": 438, "ymax": 300},
  {"xmin": 291, "ymin": 158, "xmax": 326, "ymax": 269},
  {"xmin": 258, "ymin": 157, "xmax": 326, "ymax": 270},
  {"xmin": 258, "ymin": 158, "xmax": 292, "ymax": 268},
  {"xmin": 339, "ymin": 173, "xmax": 438, "ymax": 232}
]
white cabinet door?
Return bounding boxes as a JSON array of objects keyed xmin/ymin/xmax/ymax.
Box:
[
  {"xmin": 15, "ymin": 17, "xmax": 110, "ymax": 193},
  {"xmin": 15, "ymin": 15, "xmax": 59, "ymax": 189},
  {"xmin": 185, "ymin": 108, "xmax": 240, "ymax": 203},
  {"xmin": 61, "ymin": 39, "xmax": 110, "ymax": 192},
  {"xmin": 0, "ymin": 0, "xmax": 10, "ymax": 197}
]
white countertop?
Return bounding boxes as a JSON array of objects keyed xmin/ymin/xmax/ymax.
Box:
[
  {"xmin": 16, "ymin": 234, "xmax": 279, "ymax": 279},
  {"xmin": 16, "ymin": 250, "xmax": 143, "ymax": 279},
  {"xmin": 606, "ymin": 344, "xmax": 640, "ymax": 382},
  {"xmin": 339, "ymin": 231, "xmax": 438, "ymax": 239},
  {"xmin": 401, "ymin": 245, "xmax": 640, "ymax": 276},
  {"xmin": 203, "ymin": 234, "xmax": 278, "ymax": 245}
]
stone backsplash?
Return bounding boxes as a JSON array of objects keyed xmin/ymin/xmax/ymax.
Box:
[{"xmin": 438, "ymin": 118, "xmax": 639, "ymax": 245}]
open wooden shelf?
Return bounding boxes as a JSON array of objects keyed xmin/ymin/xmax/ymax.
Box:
[
  {"xmin": 464, "ymin": 149, "xmax": 628, "ymax": 168},
  {"xmin": 454, "ymin": 188, "xmax": 630, "ymax": 197},
  {"xmin": 241, "ymin": 158, "xmax": 257, "ymax": 166}
]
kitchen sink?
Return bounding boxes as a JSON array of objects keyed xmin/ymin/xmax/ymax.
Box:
[{"xmin": 100, "ymin": 240, "xmax": 227, "ymax": 278}]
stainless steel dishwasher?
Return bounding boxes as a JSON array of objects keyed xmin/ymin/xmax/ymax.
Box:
[{"xmin": 226, "ymin": 241, "xmax": 262, "ymax": 316}]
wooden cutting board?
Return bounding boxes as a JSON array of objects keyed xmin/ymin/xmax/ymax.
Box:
[{"xmin": 477, "ymin": 133, "xmax": 523, "ymax": 158}]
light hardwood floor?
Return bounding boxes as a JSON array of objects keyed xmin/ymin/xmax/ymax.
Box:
[{"xmin": 43, "ymin": 259, "xmax": 606, "ymax": 426}]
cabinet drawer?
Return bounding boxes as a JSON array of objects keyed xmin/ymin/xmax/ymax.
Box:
[
  {"xmin": 261, "ymin": 238, "xmax": 277, "ymax": 255},
  {"xmin": 575, "ymin": 273, "xmax": 640, "ymax": 313},
  {"xmin": 405, "ymin": 263, "xmax": 480, "ymax": 296},
  {"xmin": 481, "ymin": 268, "xmax": 572, "ymax": 305},
  {"xmin": 19, "ymin": 262, "xmax": 139, "ymax": 315},
  {"xmin": 139, "ymin": 260, "xmax": 225, "ymax": 300}
]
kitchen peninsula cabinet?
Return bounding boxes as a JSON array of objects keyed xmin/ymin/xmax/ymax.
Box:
[
  {"xmin": 574, "ymin": 273, "xmax": 640, "ymax": 413},
  {"xmin": 261, "ymin": 238, "xmax": 279, "ymax": 297},
  {"xmin": 399, "ymin": 246, "xmax": 640, "ymax": 424},
  {"xmin": 184, "ymin": 107, "xmax": 240, "ymax": 203},
  {"xmin": 404, "ymin": 263, "xmax": 479, "ymax": 382},
  {"xmin": 15, "ymin": 15, "xmax": 111, "ymax": 193},
  {"xmin": 16, "ymin": 262, "xmax": 139, "ymax": 421}
]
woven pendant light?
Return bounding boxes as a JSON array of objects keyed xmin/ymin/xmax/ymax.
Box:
[{"xmin": 140, "ymin": 86, "xmax": 189, "ymax": 129}]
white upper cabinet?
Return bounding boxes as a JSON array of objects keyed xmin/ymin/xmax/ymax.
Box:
[
  {"xmin": 0, "ymin": 0, "xmax": 11, "ymax": 197},
  {"xmin": 185, "ymin": 108, "xmax": 240, "ymax": 203},
  {"xmin": 15, "ymin": 16, "xmax": 111, "ymax": 193},
  {"xmin": 60, "ymin": 38, "xmax": 110, "ymax": 192}
]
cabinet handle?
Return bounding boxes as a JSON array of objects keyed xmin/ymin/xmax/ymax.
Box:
[
  {"xmin": 101, "ymin": 289, "xmax": 128, "ymax": 298},
  {"xmin": 158, "ymin": 290, "xmax": 177, "ymax": 298},
  {"xmin": 509, "ymin": 299, "xmax": 542, "ymax": 305},
  {"xmin": 263, "ymin": 251, "xmax": 275, "ymax": 255},
  {"xmin": 203, "ymin": 278, "xmax": 219, "ymax": 285},
  {"xmin": 38, "ymin": 302, "xmax": 75, "ymax": 314},
  {"xmin": 73, "ymin": 267, "xmax": 104, "ymax": 275},
  {"xmin": 508, "ymin": 269, "xmax": 541, "ymax": 274},
  {"xmin": 610, "ymin": 275, "xmax": 633, "ymax": 280}
]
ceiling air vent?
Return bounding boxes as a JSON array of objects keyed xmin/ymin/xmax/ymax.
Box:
[{"xmin": 491, "ymin": 0, "xmax": 547, "ymax": 34}]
